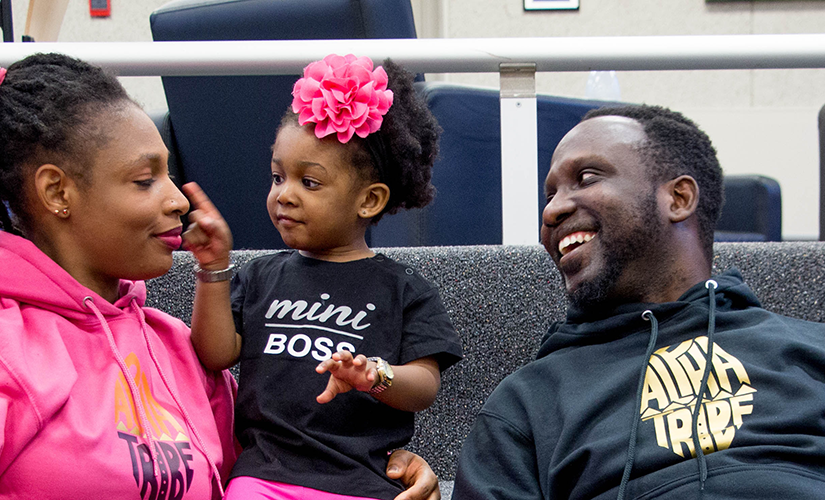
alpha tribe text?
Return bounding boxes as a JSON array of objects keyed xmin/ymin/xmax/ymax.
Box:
[{"xmin": 118, "ymin": 432, "xmax": 195, "ymax": 500}]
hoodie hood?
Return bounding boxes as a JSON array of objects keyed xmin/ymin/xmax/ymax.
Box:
[
  {"xmin": 0, "ymin": 231, "xmax": 146, "ymax": 316},
  {"xmin": 537, "ymin": 269, "xmax": 758, "ymax": 359}
]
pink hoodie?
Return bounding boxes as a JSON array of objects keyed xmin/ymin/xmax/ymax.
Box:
[{"xmin": 0, "ymin": 232, "xmax": 238, "ymax": 499}]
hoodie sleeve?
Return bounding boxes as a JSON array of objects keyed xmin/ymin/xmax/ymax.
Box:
[
  {"xmin": 0, "ymin": 366, "xmax": 42, "ymax": 475},
  {"xmin": 0, "ymin": 298, "xmax": 77, "ymax": 476},
  {"xmin": 452, "ymin": 408, "xmax": 542, "ymax": 500}
]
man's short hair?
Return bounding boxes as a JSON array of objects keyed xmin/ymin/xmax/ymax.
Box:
[{"xmin": 582, "ymin": 105, "xmax": 724, "ymax": 261}]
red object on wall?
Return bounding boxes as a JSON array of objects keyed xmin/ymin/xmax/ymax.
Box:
[{"xmin": 89, "ymin": 0, "xmax": 110, "ymax": 17}]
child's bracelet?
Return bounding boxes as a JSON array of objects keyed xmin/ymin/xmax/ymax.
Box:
[{"xmin": 194, "ymin": 263, "xmax": 235, "ymax": 283}]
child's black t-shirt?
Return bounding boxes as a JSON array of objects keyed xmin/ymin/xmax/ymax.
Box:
[{"xmin": 229, "ymin": 250, "xmax": 463, "ymax": 499}]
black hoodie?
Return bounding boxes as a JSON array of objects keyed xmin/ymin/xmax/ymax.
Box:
[{"xmin": 453, "ymin": 270, "xmax": 825, "ymax": 499}]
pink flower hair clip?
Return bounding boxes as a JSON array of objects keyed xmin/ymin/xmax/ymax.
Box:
[
  {"xmin": 0, "ymin": 67, "xmax": 7, "ymax": 86},
  {"xmin": 291, "ymin": 54, "xmax": 394, "ymax": 144}
]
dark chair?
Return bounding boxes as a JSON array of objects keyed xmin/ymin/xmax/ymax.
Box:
[
  {"xmin": 1, "ymin": 0, "xmax": 13, "ymax": 42},
  {"xmin": 715, "ymin": 174, "xmax": 782, "ymax": 242},
  {"xmin": 150, "ymin": 0, "xmax": 418, "ymax": 249}
]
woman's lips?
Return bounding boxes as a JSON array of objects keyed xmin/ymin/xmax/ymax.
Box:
[{"xmin": 156, "ymin": 227, "xmax": 183, "ymax": 250}]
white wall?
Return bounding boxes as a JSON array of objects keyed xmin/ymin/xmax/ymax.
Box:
[
  {"xmin": 8, "ymin": 0, "xmax": 825, "ymax": 239},
  {"xmin": 10, "ymin": 0, "xmax": 169, "ymax": 109}
]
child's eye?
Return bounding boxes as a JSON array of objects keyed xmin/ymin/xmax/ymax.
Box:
[
  {"xmin": 302, "ymin": 178, "xmax": 320, "ymax": 189},
  {"xmin": 272, "ymin": 173, "xmax": 284, "ymax": 184},
  {"xmin": 134, "ymin": 178, "xmax": 155, "ymax": 188}
]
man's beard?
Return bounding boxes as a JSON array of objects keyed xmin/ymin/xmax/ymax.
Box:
[{"xmin": 565, "ymin": 189, "xmax": 664, "ymax": 313}]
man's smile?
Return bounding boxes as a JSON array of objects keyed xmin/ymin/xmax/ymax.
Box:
[{"xmin": 559, "ymin": 231, "xmax": 596, "ymax": 256}]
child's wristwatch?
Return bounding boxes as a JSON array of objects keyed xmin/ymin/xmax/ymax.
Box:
[{"xmin": 367, "ymin": 357, "xmax": 394, "ymax": 394}]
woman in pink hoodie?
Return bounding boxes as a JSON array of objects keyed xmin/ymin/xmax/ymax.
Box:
[{"xmin": 0, "ymin": 53, "xmax": 438, "ymax": 500}]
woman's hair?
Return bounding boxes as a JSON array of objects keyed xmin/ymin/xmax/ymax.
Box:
[
  {"xmin": 0, "ymin": 52, "xmax": 134, "ymax": 234},
  {"xmin": 280, "ymin": 58, "xmax": 441, "ymax": 223}
]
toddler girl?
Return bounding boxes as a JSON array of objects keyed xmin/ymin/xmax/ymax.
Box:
[{"xmin": 184, "ymin": 54, "xmax": 463, "ymax": 500}]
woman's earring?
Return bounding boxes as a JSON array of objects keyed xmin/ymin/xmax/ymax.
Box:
[
  {"xmin": 55, "ymin": 208, "xmax": 69, "ymax": 216},
  {"xmin": 62, "ymin": 208, "xmax": 69, "ymax": 216}
]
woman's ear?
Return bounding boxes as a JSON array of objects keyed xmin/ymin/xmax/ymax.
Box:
[
  {"xmin": 358, "ymin": 182, "xmax": 390, "ymax": 219},
  {"xmin": 34, "ymin": 164, "xmax": 73, "ymax": 217},
  {"xmin": 665, "ymin": 175, "xmax": 699, "ymax": 223}
]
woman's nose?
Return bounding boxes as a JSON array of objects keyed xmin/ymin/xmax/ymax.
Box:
[{"xmin": 166, "ymin": 180, "xmax": 190, "ymax": 215}]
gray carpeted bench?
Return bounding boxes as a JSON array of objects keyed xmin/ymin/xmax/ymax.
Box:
[{"xmin": 146, "ymin": 242, "xmax": 825, "ymax": 496}]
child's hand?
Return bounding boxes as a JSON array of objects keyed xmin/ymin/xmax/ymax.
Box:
[
  {"xmin": 181, "ymin": 182, "xmax": 233, "ymax": 269},
  {"xmin": 315, "ymin": 351, "xmax": 376, "ymax": 404}
]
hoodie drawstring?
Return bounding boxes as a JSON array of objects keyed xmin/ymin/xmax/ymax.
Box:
[
  {"xmin": 84, "ymin": 297, "xmax": 162, "ymax": 482},
  {"xmin": 691, "ymin": 279, "xmax": 718, "ymax": 492},
  {"xmin": 617, "ymin": 309, "xmax": 659, "ymax": 500},
  {"xmin": 130, "ymin": 300, "xmax": 226, "ymax": 498},
  {"xmin": 617, "ymin": 279, "xmax": 719, "ymax": 500}
]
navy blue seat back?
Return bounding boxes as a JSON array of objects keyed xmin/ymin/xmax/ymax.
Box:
[
  {"xmin": 715, "ymin": 174, "xmax": 782, "ymax": 242},
  {"xmin": 371, "ymin": 82, "xmax": 611, "ymax": 246},
  {"xmin": 150, "ymin": 0, "xmax": 418, "ymax": 249}
]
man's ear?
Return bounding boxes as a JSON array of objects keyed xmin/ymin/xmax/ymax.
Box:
[
  {"xmin": 34, "ymin": 164, "xmax": 73, "ymax": 216},
  {"xmin": 664, "ymin": 175, "xmax": 699, "ymax": 223},
  {"xmin": 358, "ymin": 182, "xmax": 390, "ymax": 219}
]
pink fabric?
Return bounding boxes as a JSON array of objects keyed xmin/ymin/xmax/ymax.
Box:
[
  {"xmin": 291, "ymin": 54, "xmax": 393, "ymax": 143},
  {"xmin": 0, "ymin": 232, "xmax": 238, "ymax": 500},
  {"xmin": 0, "ymin": 67, "xmax": 6, "ymax": 86},
  {"xmin": 225, "ymin": 476, "xmax": 382, "ymax": 500}
]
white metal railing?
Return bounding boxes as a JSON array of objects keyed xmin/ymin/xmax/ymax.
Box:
[
  {"xmin": 4, "ymin": 35, "xmax": 825, "ymax": 74},
  {"xmin": 3, "ymin": 34, "xmax": 825, "ymax": 243}
]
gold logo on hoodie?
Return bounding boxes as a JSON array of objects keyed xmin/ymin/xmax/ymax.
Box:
[
  {"xmin": 640, "ymin": 336, "xmax": 755, "ymax": 458},
  {"xmin": 114, "ymin": 353, "xmax": 189, "ymax": 441}
]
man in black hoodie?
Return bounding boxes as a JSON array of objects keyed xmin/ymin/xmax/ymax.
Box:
[{"xmin": 452, "ymin": 105, "xmax": 825, "ymax": 499}]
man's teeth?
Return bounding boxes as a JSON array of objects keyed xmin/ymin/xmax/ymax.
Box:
[{"xmin": 559, "ymin": 233, "xmax": 594, "ymax": 255}]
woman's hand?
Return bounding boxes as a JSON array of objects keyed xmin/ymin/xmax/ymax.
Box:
[{"xmin": 387, "ymin": 450, "xmax": 440, "ymax": 500}]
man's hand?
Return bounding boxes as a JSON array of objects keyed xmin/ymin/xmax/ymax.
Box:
[{"xmin": 388, "ymin": 450, "xmax": 440, "ymax": 500}]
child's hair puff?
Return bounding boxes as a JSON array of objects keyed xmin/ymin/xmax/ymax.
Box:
[{"xmin": 280, "ymin": 58, "xmax": 441, "ymax": 223}]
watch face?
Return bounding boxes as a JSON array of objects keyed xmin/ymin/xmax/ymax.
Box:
[
  {"xmin": 370, "ymin": 357, "xmax": 393, "ymax": 389},
  {"xmin": 368, "ymin": 358, "xmax": 393, "ymax": 394}
]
